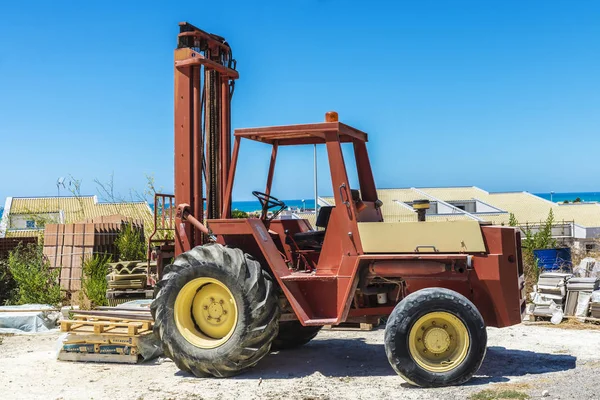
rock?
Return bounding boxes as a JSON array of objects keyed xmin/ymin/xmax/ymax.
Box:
[{"xmin": 542, "ymin": 390, "xmax": 550, "ymax": 397}]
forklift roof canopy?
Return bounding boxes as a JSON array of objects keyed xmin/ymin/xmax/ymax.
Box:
[{"xmin": 234, "ymin": 122, "xmax": 369, "ymax": 146}]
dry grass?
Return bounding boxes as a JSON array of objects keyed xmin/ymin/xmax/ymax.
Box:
[
  {"xmin": 469, "ymin": 389, "xmax": 529, "ymax": 400},
  {"xmin": 524, "ymin": 320, "xmax": 600, "ymax": 331},
  {"xmin": 469, "ymin": 383, "xmax": 531, "ymax": 400}
]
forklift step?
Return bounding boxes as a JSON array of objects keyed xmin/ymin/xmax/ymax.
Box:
[
  {"xmin": 304, "ymin": 318, "xmax": 337, "ymax": 325},
  {"xmin": 280, "ymin": 273, "xmax": 336, "ymax": 282}
]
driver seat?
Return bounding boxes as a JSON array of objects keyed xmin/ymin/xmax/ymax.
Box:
[{"xmin": 289, "ymin": 206, "xmax": 333, "ymax": 250}]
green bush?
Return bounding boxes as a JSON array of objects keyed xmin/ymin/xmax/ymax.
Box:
[
  {"xmin": 510, "ymin": 209, "xmax": 558, "ymax": 296},
  {"xmin": 0, "ymin": 259, "xmax": 17, "ymax": 305},
  {"xmin": 115, "ymin": 223, "xmax": 146, "ymax": 261},
  {"xmin": 232, "ymin": 209, "xmax": 249, "ymax": 219},
  {"xmin": 8, "ymin": 243, "xmax": 62, "ymax": 306},
  {"xmin": 82, "ymin": 254, "xmax": 111, "ymax": 308}
]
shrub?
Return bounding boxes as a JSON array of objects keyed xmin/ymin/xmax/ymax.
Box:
[
  {"xmin": 511, "ymin": 209, "xmax": 559, "ymax": 296},
  {"xmin": 8, "ymin": 243, "xmax": 62, "ymax": 306},
  {"xmin": 115, "ymin": 223, "xmax": 146, "ymax": 261},
  {"xmin": 232, "ymin": 209, "xmax": 249, "ymax": 219},
  {"xmin": 0, "ymin": 258, "xmax": 17, "ymax": 305},
  {"xmin": 82, "ymin": 254, "xmax": 111, "ymax": 308}
]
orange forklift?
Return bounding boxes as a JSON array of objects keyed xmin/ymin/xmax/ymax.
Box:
[{"xmin": 150, "ymin": 22, "xmax": 525, "ymax": 387}]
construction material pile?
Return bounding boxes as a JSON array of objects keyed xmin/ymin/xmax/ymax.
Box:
[
  {"xmin": 57, "ymin": 305, "xmax": 160, "ymax": 364},
  {"xmin": 106, "ymin": 261, "xmax": 155, "ymax": 307},
  {"xmin": 531, "ymin": 272, "xmax": 571, "ymax": 318},
  {"xmin": 531, "ymin": 259, "xmax": 600, "ymax": 323}
]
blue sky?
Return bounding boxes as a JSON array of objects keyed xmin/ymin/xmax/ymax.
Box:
[{"xmin": 1, "ymin": 1, "xmax": 599, "ymax": 203}]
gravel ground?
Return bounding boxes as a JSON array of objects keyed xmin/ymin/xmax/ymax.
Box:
[{"xmin": 1, "ymin": 323, "xmax": 599, "ymax": 400}]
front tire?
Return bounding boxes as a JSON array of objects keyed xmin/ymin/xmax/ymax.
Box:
[
  {"xmin": 151, "ymin": 243, "xmax": 280, "ymax": 377},
  {"xmin": 384, "ymin": 288, "xmax": 487, "ymax": 387}
]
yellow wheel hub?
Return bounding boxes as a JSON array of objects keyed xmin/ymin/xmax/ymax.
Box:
[
  {"xmin": 408, "ymin": 311, "xmax": 469, "ymax": 373},
  {"xmin": 174, "ymin": 277, "xmax": 238, "ymax": 349}
]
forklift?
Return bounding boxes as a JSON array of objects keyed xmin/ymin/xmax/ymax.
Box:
[{"xmin": 150, "ymin": 22, "xmax": 525, "ymax": 387}]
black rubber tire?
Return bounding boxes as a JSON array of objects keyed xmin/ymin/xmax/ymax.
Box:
[
  {"xmin": 384, "ymin": 288, "xmax": 487, "ymax": 387},
  {"xmin": 271, "ymin": 321, "xmax": 322, "ymax": 350},
  {"xmin": 151, "ymin": 243, "xmax": 280, "ymax": 377}
]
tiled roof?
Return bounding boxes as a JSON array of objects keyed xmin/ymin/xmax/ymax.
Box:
[
  {"xmin": 6, "ymin": 196, "xmax": 154, "ymax": 236},
  {"xmin": 5, "ymin": 229, "xmax": 43, "ymax": 238}
]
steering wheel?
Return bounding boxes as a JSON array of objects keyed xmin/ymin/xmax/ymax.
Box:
[{"xmin": 252, "ymin": 191, "xmax": 286, "ymax": 220}]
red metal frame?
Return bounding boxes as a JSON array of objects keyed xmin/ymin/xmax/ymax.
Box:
[
  {"xmin": 203, "ymin": 123, "xmax": 523, "ymax": 328},
  {"xmin": 169, "ymin": 23, "xmax": 524, "ymax": 330}
]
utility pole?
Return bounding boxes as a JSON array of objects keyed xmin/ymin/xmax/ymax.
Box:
[
  {"xmin": 314, "ymin": 144, "xmax": 318, "ymax": 216},
  {"xmin": 56, "ymin": 177, "xmax": 66, "ymax": 223}
]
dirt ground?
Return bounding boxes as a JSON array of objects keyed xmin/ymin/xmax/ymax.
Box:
[{"xmin": 1, "ymin": 323, "xmax": 600, "ymax": 400}]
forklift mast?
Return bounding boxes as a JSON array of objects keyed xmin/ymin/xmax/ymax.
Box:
[{"xmin": 173, "ymin": 22, "xmax": 239, "ymax": 255}]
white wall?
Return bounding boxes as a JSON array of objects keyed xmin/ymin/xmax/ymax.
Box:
[
  {"xmin": 474, "ymin": 200, "xmax": 500, "ymax": 213},
  {"xmin": 9, "ymin": 213, "xmax": 60, "ymax": 230}
]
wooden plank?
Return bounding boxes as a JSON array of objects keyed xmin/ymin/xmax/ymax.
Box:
[
  {"xmin": 0, "ymin": 308, "xmax": 60, "ymax": 313},
  {"xmin": 96, "ymin": 306, "xmax": 152, "ymax": 312},
  {"xmin": 60, "ymin": 319, "xmax": 143, "ymax": 328},
  {"xmin": 71, "ymin": 310, "xmax": 153, "ymax": 321},
  {"xmin": 58, "ymin": 351, "xmax": 138, "ymax": 364},
  {"xmin": 323, "ymin": 322, "xmax": 375, "ymax": 331}
]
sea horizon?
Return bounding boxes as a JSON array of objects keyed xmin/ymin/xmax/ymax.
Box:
[
  {"xmin": 3, "ymin": 191, "xmax": 599, "ymax": 220},
  {"xmin": 534, "ymin": 192, "xmax": 600, "ymax": 203},
  {"xmin": 232, "ymin": 192, "xmax": 600, "ymax": 212}
]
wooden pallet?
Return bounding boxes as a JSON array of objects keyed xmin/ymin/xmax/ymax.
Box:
[
  {"xmin": 58, "ymin": 311, "xmax": 155, "ymax": 364},
  {"xmin": 323, "ymin": 322, "xmax": 377, "ymax": 331},
  {"xmin": 61, "ymin": 315, "xmax": 152, "ymax": 336},
  {"xmin": 63, "ymin": 332, "xmax": 150, "ymax": 346}
]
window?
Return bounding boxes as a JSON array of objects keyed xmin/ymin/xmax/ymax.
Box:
[
  {"xmin": 585, "ymin": 243, "xmax": 595, "ymax": 253},
  {"xmin": 454, "ymin": 205, "xmax": 466, "ymax": 211},
  {"xmin": 26, "ymin": 220, "xmax": 35, "ymax": 229}
]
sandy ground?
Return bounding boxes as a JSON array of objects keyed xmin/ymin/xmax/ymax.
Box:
[{"xmin": 1, "ymin": 323, "xmax": 600, "ymax": 400}]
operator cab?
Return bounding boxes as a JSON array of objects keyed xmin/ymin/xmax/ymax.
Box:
[
  {"xmin": 227, "ymin": 114, "xmax": 383, "ymax": 271},
  {"xmin": 287, "ymin": 206, "xmax": 333, "ymax": 250}
]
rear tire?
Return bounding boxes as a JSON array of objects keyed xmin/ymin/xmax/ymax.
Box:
[
  {"xmin": 384, "ymin": 288, "xmax": 487, "ymax": 387},
  {"xmin": 272, "ymin": 321, "xmax": 321, "ymax": 350},
  {"xmin": 151, "ymin": 243, "xmax": 280, "ymax": 377}
]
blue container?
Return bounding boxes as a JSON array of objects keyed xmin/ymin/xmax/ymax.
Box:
[{"xmin": 533, "ymin": 248, "xmax": 572, "ymax": 271}]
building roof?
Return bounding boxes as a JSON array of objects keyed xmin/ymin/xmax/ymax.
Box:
[
  {"xmin": 1, "ymin": 196, "xmax": 154, "ymax": 238},
  {"xmin": 320, "ymin": 186, "xmax": 600, "ymax": 228}
]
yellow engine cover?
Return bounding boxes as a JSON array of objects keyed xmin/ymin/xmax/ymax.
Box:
[{"xmin": 357, "ymin": 221, "xmax": 486, "ymax": 253}]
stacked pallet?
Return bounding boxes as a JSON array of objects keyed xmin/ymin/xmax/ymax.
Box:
[
  {"xmin": 106, "ymin": 261, "xmax": 155, "ymax": 306},
  {"xmin": 58, "ymin": 307, "xmax": 154, "ymax": 364},
  {"xmin": 564, "ymin": 277, "xmax": 599, "ymax": 317},
  {"xmin": 532, "ymin": 272, "xmax": 572, "ymax": 317}
]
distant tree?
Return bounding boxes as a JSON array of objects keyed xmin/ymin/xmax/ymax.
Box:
[
  {"xmin": 508, "ymin": 213, "xmax": 518, "ymax": 227},
  {"xmin": 232, "ymin": 209, "xmax": 248, "ymax": 219},
  {"xmin": 520, "ymin": 209, "xmax": 558, "ymax": 297}
]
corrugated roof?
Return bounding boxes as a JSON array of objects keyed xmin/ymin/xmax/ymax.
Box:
[{"xmin": 7, "ymin": 196, "xmax": 154, "ymax": 236}]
